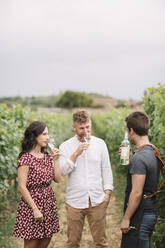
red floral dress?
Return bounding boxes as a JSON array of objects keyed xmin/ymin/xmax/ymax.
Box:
[{"xmin": 13, "ymin": 153, "xmax": 60, "ymax": 240}]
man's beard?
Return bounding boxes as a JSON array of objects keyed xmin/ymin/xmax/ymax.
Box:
[{"xmin": 78, "ymin": 134, "xmax": 86, "ymax": 142}]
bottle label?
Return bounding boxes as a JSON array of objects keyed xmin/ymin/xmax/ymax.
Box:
[{"xmin": 121, "ymin": 147, "xmax": 130, "ymax": 159}]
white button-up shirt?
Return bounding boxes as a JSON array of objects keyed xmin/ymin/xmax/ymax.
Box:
[{"xmin": 59, "ymin": 135, "xmax": 113, "ymax": 209}]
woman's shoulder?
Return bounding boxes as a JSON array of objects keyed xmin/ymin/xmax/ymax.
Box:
[{"xmin": 17, "ymin": 153, "xmax": 32, "ymax": 167}]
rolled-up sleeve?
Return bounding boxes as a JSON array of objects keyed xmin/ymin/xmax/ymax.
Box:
[{"xmin": 101, "ymin": 142, "xmax": 114, "ymax": 191}]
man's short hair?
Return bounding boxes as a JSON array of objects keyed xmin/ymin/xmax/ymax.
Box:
[
  {"xmin": 125, "ymin": 111, "xmax": 150, "ymax": 136},
  {"xmin": 73, "ymin": 110, "xmax": 90, "ymax": 123}
]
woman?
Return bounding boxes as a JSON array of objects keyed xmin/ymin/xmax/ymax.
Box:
[{"xmin": 13, "ymin": 121, "xmax": 61, "ymax": 248}]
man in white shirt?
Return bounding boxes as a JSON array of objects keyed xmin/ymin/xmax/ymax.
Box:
[{"xmin": 59, "ymin": 110, "xmax": 113, "ymax": 248}]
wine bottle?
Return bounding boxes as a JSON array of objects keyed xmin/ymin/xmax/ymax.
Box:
[{"xmin": 120, "ymin": 132, "xmax": 130, "ymax": 165}]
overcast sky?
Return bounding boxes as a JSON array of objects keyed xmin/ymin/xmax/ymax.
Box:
[{"xmin": 0, "ymin": 0, "xmax": 164, "ymax": 100}]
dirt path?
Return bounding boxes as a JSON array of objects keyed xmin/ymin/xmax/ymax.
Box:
[{"xmin": 12, "ymin": 179, "xmax": 122, "ymax": 248}]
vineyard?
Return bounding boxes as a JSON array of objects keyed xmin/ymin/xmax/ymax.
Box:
[{"xmin": 0, "ymin": 84, "xmax": 165, "ymax": 247}]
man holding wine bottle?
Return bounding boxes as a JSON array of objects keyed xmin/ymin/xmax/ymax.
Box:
[
  {"xmin": 59, "ymin": 110, "xmax": 113, "ymax": 248},
  {"xmin": 120, "ymin": 111, "xmax": 161, "ymax": 248}
]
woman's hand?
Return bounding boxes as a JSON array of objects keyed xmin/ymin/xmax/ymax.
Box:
[
  {"xmin": 33, "ymin": 208, "xmax": 43, "ymax": 222},
  {"xmin": 51, "ymin": 148, "xmax": 61, "ymax": 161}
]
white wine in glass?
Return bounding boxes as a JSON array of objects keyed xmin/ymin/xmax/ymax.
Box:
[
  {"xmin": 48, "ymin": 137, "xmax": 67, "ymax": 158},
  {"xmin": 48, "ymin": 137, "xmax": 55, "ymax": 150},
  {"xmin": 84, "ymin": 133, "xmax": 91, "ymax": 144}
]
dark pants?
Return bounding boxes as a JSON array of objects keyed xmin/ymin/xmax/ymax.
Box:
[{"xmin": 137, "ymin": 213, "xmax": 157, "ymax": 248}]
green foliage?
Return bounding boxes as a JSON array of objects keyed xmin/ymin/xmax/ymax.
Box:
[
  {"xmin": 0, "ymin": 104, "xmax": 73, "ymax": 247},
  {"xmin": 91, "ymin": 108, "xmax": 130, "ymax": 218},
  {"xmin": 115, "ymin": 100, "xmax": 128, "ymax": 108},
  {"xmin": 0, "ymin": 92, "xmax": 106, "ymax": 109},
  {"xmin": 0, "ymin": 216, "xmax": 16, "ymax": 248},
  {"xmin": 1, "ymin": 88, "xmax": 165, "ymax": 247},
  {"xmin": 143, "ymin": 83, "xmax": 165, "ymax": 247},
  {"xmin": 55, "ymin": 90, "xmax": 94, "ymax": 109},
  {"xmin": 0, "ymin": 104, "xmax": 73, "ymax": 202},
  {"xmin": 0, "ymin": 95, "xmax": 57, "ymax": 108},
  {"xmin": 0, "ymin": 186, "xmax": 20, "ymax": 248},
  {"xmin": 0, "ymin": 104, "xmax": 30, "ymax": 198},
  {"xmin": 91, "ymin": 108, "xmax": 130, "ymax": 165},
  {"xmin": 143, "ymin": 83, "xmax": 165, "ymax": 160}
]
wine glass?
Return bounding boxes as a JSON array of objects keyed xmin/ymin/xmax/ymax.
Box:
[
  {"xmin": 48, "ymin": 136, "xmax": 66, "ymax": 158},
  {"xmin": 84, "ymin": 133, "xmax": 91, "ymax": 144},
  {"xmin": 48, "ymin": 137, "xmax": 56, "ymax": 150}
]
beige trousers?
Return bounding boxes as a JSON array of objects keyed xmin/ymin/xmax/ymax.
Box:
[{"xmin": 66, "ymin": 200, "xmax": 109, "ymax": 248}]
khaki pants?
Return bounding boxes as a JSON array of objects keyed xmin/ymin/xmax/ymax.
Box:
[{"xmin": 66, "ymin": 200, "xmax": 108, "ymax": 248}]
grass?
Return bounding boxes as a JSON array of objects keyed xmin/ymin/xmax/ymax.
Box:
[{"xmin": 0, "ymin": 187, "xmax": 19, "ymax": 248}]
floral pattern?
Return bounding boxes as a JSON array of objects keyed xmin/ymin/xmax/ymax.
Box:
[{"xmin": 13, "ymin": 153, "xmax": 60, "ymax": 239}]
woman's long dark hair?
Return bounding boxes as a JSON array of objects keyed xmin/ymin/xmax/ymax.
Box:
[{"xmin": 18, "ymin": 121, "xmax": 47, "ymax": 158}]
